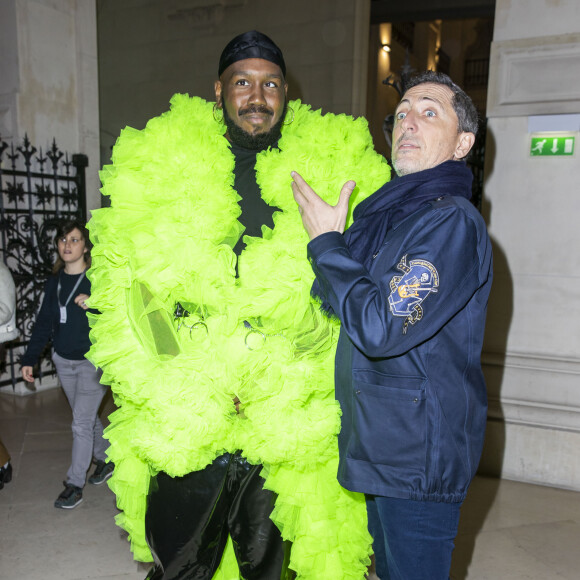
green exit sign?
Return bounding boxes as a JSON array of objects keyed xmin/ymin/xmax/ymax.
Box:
[{"xmin": 530, "ymin": 135, "xmax": 575, "ymax": 157}]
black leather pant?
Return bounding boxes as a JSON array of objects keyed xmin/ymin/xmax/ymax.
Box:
[{"xmin": 145, "ymin": 452, "xmax": 292, "ymax": 580}]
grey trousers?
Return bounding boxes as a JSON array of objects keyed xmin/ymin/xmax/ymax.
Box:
[{"xmin": 52, "ymin": 352, "xmax": 108, "ymax": 488}]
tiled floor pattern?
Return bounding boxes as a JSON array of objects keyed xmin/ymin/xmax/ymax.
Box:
[{"xmin": 1, "ymin": 387, "xmax": 579, "ymax": 579}]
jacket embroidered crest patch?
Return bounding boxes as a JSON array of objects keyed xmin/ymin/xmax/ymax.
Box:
[{"xmin": 388, "ymin": 254, "xmax": 439, "ymax": 334}]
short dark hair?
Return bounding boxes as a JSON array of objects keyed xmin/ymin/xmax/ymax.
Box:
[
  {"xmin": 53, "ymin": 220, "xmax": 92, "ymax": 273},
  {"xmin": 405, "ymin": 71, "xmax": 479, "ymax": 136}
]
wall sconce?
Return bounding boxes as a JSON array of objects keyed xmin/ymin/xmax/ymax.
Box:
[{"xmin": 381, "ymin": 43, "xmax": 391, "ymax": 53}]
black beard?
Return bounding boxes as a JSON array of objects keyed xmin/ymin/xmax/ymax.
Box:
[{"xmin": 222, "ymin": 102, "xmax": 286, "ymax": 150}]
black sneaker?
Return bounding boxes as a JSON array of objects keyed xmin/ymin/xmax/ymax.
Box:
[
  {"xmin": 88, "ymin": 460, "xmax": 114, "ymax": 485},
  {"xmin": 54, "ymin": 482, "xmax": 83, "ymax": 509},
  {"xmin": 0, "ymin": 462, "xmax": 12, "ymax": 490}
]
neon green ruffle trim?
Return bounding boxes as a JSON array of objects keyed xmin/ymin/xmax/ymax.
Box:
[{"xmin": 88, "ymin": 94, "xmax": 390, "ymax": 577}]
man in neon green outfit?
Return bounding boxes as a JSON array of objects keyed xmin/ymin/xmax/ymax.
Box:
[{"xmin": 88, "ymin": 31, "xmax": 390, "ymax": 579}]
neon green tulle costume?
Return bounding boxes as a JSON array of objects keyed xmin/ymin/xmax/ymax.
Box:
[{"xmin": 87, "ymin": 95, "xmax": 391, "ymax": 579}]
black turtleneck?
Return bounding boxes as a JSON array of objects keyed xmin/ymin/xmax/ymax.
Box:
[{"xmin": 231, "ymin": 143, "xmax": 280, "ymax": 257}]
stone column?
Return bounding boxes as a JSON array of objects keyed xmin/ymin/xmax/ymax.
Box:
[
  {"xmin": 0, "ymin": 0, "xmax": 100, "ymax": 213},
  {"xmin": 481, "ymin": 0, "xmax": 580, "ymax": 490}
]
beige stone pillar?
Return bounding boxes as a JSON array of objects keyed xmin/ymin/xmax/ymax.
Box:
[
  {"xmin": 0, "ymin": 0, "xmax": 100, "ymax": 213},
  {"xmin": 481, "ymin": 0, "xmax": 580, "ymax": 490}
]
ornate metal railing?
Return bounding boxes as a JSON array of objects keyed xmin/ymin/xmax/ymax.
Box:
[
  {"xmin": 436, "ymin": 47, "xmax": 451, "ymax": 76},
  {"xmin": 392, "ymin": 22, "xmax": 415, "ymax": 53},
  {"xmin": 0, "ymin": 134, "xmax": 87, "ymax": 389},
  {"xmin": 464, "ymin": 57, "xmax": 490, "ymax": 89}
]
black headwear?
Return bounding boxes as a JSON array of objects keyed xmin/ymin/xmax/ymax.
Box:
[{"xmin": 218, "ymin": 30, "xmax": 286, "ymax": 77}]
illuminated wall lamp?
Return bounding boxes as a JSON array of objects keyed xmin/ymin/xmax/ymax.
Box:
[{"xmin": 381, "ymin": 43, "xmax": 391, "ymax": 53}]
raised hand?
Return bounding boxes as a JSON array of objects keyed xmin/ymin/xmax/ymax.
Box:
[{"xmin": 291, "ymin": 171, "xmax": 356, "ymax": 240}]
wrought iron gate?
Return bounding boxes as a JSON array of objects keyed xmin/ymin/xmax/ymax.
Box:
[{"xmin": 0, "ymin": 134, "xmax": 88, "ymax": 389}]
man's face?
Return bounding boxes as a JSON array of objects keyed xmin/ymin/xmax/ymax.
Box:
[
  {"xmin": 215, "ymin": 58, "xmax": 288, "ymax": 148},
  {"xmin": 391, "ymin": 83, "xmax": 474, "ymax": 176}
]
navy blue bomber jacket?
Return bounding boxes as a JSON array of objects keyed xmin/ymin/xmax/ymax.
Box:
[{"xmin": 307, "ymin": 161, "xmax": 493, "ymax": 503}]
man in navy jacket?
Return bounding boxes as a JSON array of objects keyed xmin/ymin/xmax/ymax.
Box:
[{"xmin": 291, "ymin": 71, "xmax": 492, "ymax": 579}]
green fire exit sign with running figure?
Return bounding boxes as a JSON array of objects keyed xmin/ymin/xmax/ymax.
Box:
[{"xmin": 530, "ymin": 134, "xmax": 575, "ymax": 156}]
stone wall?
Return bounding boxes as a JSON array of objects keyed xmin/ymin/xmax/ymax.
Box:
[
  {"xmin": 97, "ymin": 0, "xmax": 371, "ymax": 166},
  {"xmin": 481, "ymin": 0, "xmax": 580, "ymax": 490},
  {"xmin": 0, "ymin": 0, "xmax": 100, "ymax": 213}
]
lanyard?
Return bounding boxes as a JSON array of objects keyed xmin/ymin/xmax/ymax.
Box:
[{"xmin": 57, "ymin": 271, "xmax": 85, "ymax": 323}]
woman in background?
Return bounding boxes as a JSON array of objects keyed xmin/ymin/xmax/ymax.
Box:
[{"xmin": 21, "ymin": 221, "xmax": 113, "ymax": 509}]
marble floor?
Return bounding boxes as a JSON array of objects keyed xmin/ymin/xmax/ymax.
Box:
[{"xmin": 1, "ymin": 386, "xmax": 579, "ymax": 580}]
